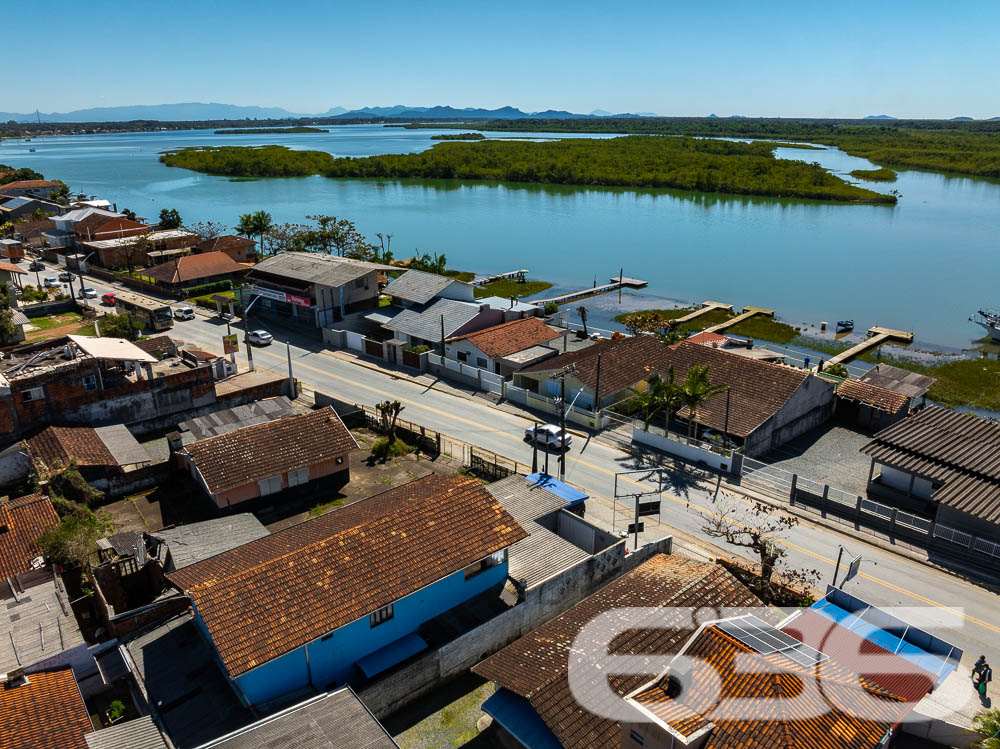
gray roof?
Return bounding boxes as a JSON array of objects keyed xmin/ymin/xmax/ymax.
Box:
[
  {"xmin": 1, "ymin": 574, "xmax": 86, "ymax": 673},
  {"xmin": 102, "ymin": 530, "xmax": 147, "ymax": 562},
  {"xmin": 383, "ymin": 269, "xmax": 464, "ymax": 305},
  {"xmin": 125, "ymin": 615, "xmax": 252, "ymax": 748},
  {"xmin": 487, "ymin": 475, "xmax": 572, "ymax": 524},
  {"xmin": 858, "ymin": 363, "xmax": 937, "ymax": 399},
  {"xmin": 153, "ymin": 514, "xmax": 270, "ymax": 570},
  {"xmin": 11, "ymin": 308, "xmax": 29, "ymax": 326},
  {"xmin": 385, "ymin": 298, "xmax": 484, "ymax": 341},
  {"xmin": 251, "ymin": 252, "xmax": 393, "ymax": 288},
  {"xmin": 179, "ymin": 396, "xmax": 295, "ymax": 441},
  {"xmin": 195, "ymin": 688, "xmax": 398, "ymax": 749},
  {"xmin": 86, "ymin": 716, "xmax": 170, "ymax": 749},
  {"xmin": 95, "ymin": 424, "xmax": 152, "ymax": 467}
]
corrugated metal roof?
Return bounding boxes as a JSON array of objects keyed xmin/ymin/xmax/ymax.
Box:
[
  {"xmin": 153, "ymin": 514, "xmax": 269, "ymax": 570},
  {"xmin": 251, "ymin": 252, "xmax": 393, "ymax": 288},
  {"xmin": 487, "ymin": 475, "xmax": 572, "ymax": 524},
  {"xmin": 178, "ymin": 396, "xmax": 294, "ymax": 440},
  {"xmin": 384, "ymin": 298, "xmax": 484, "ymax": 341},
  {"xmin": 85, "ymin": 716, "xmax": 170, "ymax": 749},
  {"xmin": 95, "ymin": 424, "xmax": 151, "ymax": 467},
  {"xmin": 858, "ymin": 363, "xmax": 936, "ymax": 399},
  {"xmin": 1, "ymin": 575, "xmax": 86, "ymax": 674},
  {"xmin": 383, "ymin": 269, "xmax": 463, "ymax": 304}
]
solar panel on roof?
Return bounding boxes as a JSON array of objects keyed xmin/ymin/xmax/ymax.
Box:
[{"xmin": 716, "ymin": 616, "xmax": 829, "ymax": 666}]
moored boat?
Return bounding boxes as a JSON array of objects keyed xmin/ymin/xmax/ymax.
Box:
[{"xmin": 970, "ymin": 308, "xmax": 1000, "ymax": 341}]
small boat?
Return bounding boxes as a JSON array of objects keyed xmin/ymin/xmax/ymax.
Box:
[
  {"xmin": 970, "ymin": 308, "xmax": 1000, "ymax": 341},
  {"xmin": 836, "ymin": 320, "xmax": 854, "ymax": 330},
  {"xmin": 28, "ymin": 148, "xmax": 35, "ymax": 152}
]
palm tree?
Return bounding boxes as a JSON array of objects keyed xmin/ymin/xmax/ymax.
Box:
[
  {"xmin": 577, "ymin": 306, "xmax": 588, "ymax": 336},
  {"xmin": 235, "ymin": 213, "xmax": 255, "ymax": 237},
  {"xmin": 629, "ymin": 366, "xmax": 681, "ymax": 432},
  {"xmin": 972, "ymin": 708, "xmax": 1000, "ymax": 748},
  {"xmin": 250, "ymin": 210, "xmax": 273, "ymax": 255},
  {"xmin": 680, "ymin": 364, "xmax": 727, "ymax": 440}
]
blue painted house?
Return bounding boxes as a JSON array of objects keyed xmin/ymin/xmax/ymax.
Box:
[{"xmin": 168, "ymin": 474, "xmax": 527, "ymax": 708}]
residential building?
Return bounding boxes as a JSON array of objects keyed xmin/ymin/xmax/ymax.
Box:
[
  {"xmin": 167, "ymin": 474, "xmax": 527, "ymax": 707},
  {"xmin": 0, "ymin": 179, "xmax": 63, "ymax": 198},
  {"xmin": 473, "ymin": 555, "xmax": 762, "ymax": 749},
  {"xmin": 0, "ymin": 667, "xmax": 93, "ymax": 749},
  {"xmin": 11, "ymin": 216, "xmax": 56, "ymax": 246},
  {"xmin": 516, "ymin": 337, "xmax": 835, "ymax": 455},
  {"xmin": 2, "ymin": 570, "xmax": 87, "ymax": 675},
  {"xmin": 248, "ymin": 252, "xmax": 395, "ymax": 326},
  {"xmin": 141, "ymin": 251, "xmax": 246, "ymax": 291},
  {"xmin": 70, "ymin": 214, "xmax": 148, "ymax": 245},
  {"xmin": 24, "ymin": 424, "xmax": 152, "ymax": 489},
  {"xmin": 0, "ymin": 258, "xmax": 28, "ymax": 290},
  {"xmin": 176, "ymin": 406, "xmax": 358, "ymax": 510},
  {"xmin": 193, "ymin": 234, "xmax": 257, "ymax": 263},
  {"xmin": 379, "ymin": 297, "xmax": 504, "ymax": 348},
  {"xmin": 0, "ymin": 492, "xmax": 59, "ymax": 584},
  {"xmin": 177, "ymin": 395, "xmax": 297, "ymax": 441},
  {"xmin": 622, "ymin": 587, "xmax": 957, "ymax": 748},
  {"xmin": 152, "ymin": 514, "xmax": 269, "ymax": 571},
  {"xmin": 0, "ymin": 238, "xmax": 26, "ymax": 262},
  {"xmin": 0, "ymin": 196, "xmax": 62, "ymax": 222},
  {"xmin": 194, "ymin": 688, "xmax": 398, "ymax": 749},
  {"xmin": 85, "ymin": 716, "xmax": 170, "ymax": 749},
  {"xmin": 857, "ymin": 363, "xmax": 936, "ymax": 410},
  {"xmin": 861, "ymin": 405, "xmax": 1000, "ymax": 538},
  {"xmin": 446, "ymin": 317, "xmax": 562, "ymax": 376},
  {"xmin": 383, "ymin": 268, "xmax": 475, "ymax": 307},
  {"xmin": 835, "ymin": 378, "xmax": 910, "ymax": 431},
  {"xmin": 80, "ymin": 228, "xmax": 199, "ymax": 269},
  {"xmin": 51, "ymin": 206, "xmax": 120, "ymax": 232}
]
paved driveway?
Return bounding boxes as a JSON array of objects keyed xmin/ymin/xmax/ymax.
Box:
[{"xmin": 762, "ymin": 424, "xmax": 874, "ymax": 497}]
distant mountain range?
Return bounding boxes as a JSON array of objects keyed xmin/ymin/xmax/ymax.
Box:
[
  {"xmin": 0, "ymin": 102, "xmax": 657, "ymax": 123},
  {"xmin": 864, "ymin": 115, "xmax": 897, "ymax": 120}
]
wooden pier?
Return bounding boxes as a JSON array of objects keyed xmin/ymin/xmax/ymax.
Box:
[
  {"xmin": 826, "ymin": 326, "xmax": 915, "ymax": 366},
  {"xmin": 472, "ymin": 269, "xmax": 528, "ymax": 286},
  {"xmin": 669, "ymin": 301, "xmax": 735, "ymax": 327},
  {"xmin": 534, "ymin": 275, "xmax": 648, "ymax": 306},
  {"xmin": 703, "ymin": 306, "xmax": 774, "ymax": 334}
]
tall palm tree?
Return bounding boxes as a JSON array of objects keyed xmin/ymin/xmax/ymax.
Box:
[
  {"xmin": 577, "ymin": 306, "xmax": 588, "ymax": 336},
  {"xmin": 250, "ymin": 210, "xmax": 273, "ymax": 255},
  {"xmin": 680, "ymin": 364, "xmax": 727, "ymax": 440},
  {"xmin": 235, "ymin": 213, "xmax": 255, "ymax": 238},
  {"xmin": 629, "ymin": 366, "xmax": 681, "ymax": 432}
]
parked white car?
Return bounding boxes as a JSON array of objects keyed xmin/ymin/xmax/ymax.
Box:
[
  {"xmin": 79, "ymin": 287, "xmax": 98, "ymax": 299},
  {"xmin": 248, "ymin": 329, "xmax": 273, "ymax": 346},
  {"xmin": 524, "ymin": 423, "xmax": 573, "ymax": 449},
  {"xmin": 43, "ymin": 277, "xmax": 60, "ymax": 288},
  {"xmin": 174, "ymin": 305, "xmax": 195, "ymax": 320}
]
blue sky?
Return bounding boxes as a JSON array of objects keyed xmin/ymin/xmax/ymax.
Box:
[{"xmin": 5, "ymin": 0, "xmax": 998, "ymax": 118}]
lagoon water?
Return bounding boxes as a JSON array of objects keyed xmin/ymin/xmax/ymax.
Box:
[{"xmin": 3, "ymin": 124, "xmax": 997, "ymax": 350}]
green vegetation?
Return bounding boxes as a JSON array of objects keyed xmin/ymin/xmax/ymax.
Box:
[
  {"xmin": 430, "ymin": 132, "xmax": 486, "ymax": 140},
  {"xmin": 372, "ymin": 436, "xmax": 415, "ymax": 459},
  {"xmin": 97, "ymin": 312, "xmax": 144, "ymax": 339},
  {"xmin": 161, "ymin": 137, "xmax": 897, "ymax": 204},
  {"xmin": 188, "ymin": 289, "xmax": 238, "ymax": 310},
  {"xmin": 158, "ymin": 207, "xmax": 182, "ymax": 228},
  {"xmin": 20, "ymin": 284, "xmax": 50, "ymax": 302},
  {"xmin": 308, "ymin": 497, "xmax": 345, "ymax": 517},
  {"xmin": 443, "ymin": 269, "xmax": 475, "ymax": 282},
  {"xmin": 850, "ymin": 167, "xmax": 898, "ymax": 182},
  {"xmin": 214, "ymin": 126, "xmax": 328, "ymax": 134},
  {"xmin": 25, "ymin": 311, "xmax": 84, "ymax": 331},
  {"xmin": 614, "ymin": 307, "xmax": 730, "ymax": 333},
  {"xmin": 725, "ymin": 316, "xmax": 799, "ymax": 344},
  {"xmin": 0, "ymin": 163, "xmax": 44, "ymax": 184},
  {"xmin": 915, "ymin": 358, "xmax": 1000, "ymax": 412},
  {"xmin": 474, "ymin": 278, "xmax": 551, "ymax": 299}
]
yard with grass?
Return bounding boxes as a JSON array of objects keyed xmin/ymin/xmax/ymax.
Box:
[
  {"xmin": 473, "ymin": 278, "xmax": 551, "ymax": 300},
  {"xmin": 24, "ymin": 311, "xmax": 97, "ymax": 341}
]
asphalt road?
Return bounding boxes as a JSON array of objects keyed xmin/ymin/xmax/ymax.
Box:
[{"xmin": 35, "ymin": 258, "xmax": 1000, "ymax": 664}]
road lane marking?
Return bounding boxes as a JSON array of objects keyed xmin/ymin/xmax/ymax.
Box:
[{"xmin": 243, "ymin": 349, "xmax": 1000, "ymax": 636}]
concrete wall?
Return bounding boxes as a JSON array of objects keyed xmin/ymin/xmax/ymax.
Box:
[
  {"xmin": 745, "ymin": 375, "xmax": 835, "ymax": 457},
  {"xmin": 358, "ymin": 538, "xmax": 633, "ymax": 719},
  {"xmin": 444, "ymin": 339, "xmax": 496, "ymax": 372},
  {"xmin": 0, "ymin": 441, "xmax": 32, "ymax": 486},
  {"xmin": 632, "ymin": 427, "xmax": 735, "ymax": 473},
  {"xmin": 234, "ymin": 560, "xmax": 510, "ymax": 707}
]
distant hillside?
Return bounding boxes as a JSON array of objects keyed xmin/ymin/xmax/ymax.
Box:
[
  {"xmin": 864, "ymin": 114, "xmax": 897, "ymax": 120},
  {"xmin": 331, "ymin": 105, "xmax": 591, "ymax": 120},
  {"xmin": 951, "ymin": 116, "xmax": 974, "ymax": 121},
  {"xmin": 0, "ymin": 102, "xmax": 309, "ymax": 122}
]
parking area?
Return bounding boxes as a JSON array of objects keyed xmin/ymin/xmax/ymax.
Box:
[{"xmin": 762, "ymin": 423, "xmax": 874, "ymax": 497}]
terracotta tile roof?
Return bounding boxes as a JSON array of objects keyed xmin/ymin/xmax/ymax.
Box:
[
  {"xmin": 0, "ymin": 493, "xmax": 60, "ymax": 578},
  {"xmin": 448, "ymin": 317, "xmax": 560, "ymax": 359},
  {"xmin": 133, "ymin": 335, "xmax": 176, "ymax": 357},
  {"xmin": 629, "ymin": 625, "xmax": 912, "ymax": 748},
  {"xmin": 0, "ymin": 260, "xmax": 28, "ymax": 274},
  {"xmin": 837, "ymin": 379, "xmax": 909, "ymax": 414},
  {"xmin": 168, "ymin": 474, "xmax": 527, "ymax": 676},
  {"xmin": 195, "ymin": 235, "xmax": 256, "ymax": 252},
  {"xmin": 179, "ymin": 407, "xmax": 358, "ymax": 495},
  {"xmin": 0, "ymin": 667, "xmax": 92, "ymax": 749},
  {"xmin": 0, "ymin": 180, "xmax": 61, "ymax": 190},
  {"xmin": 24, "ymin": 426, "xmax": 117, "ymax": 474},
  {"xmin": 11, "ymin": 217, "xmax": 55, "ymax": 238},
  {"xmin": 71, "ymin": 215, "xmax": 147, "ymax": 240},
  {"xmin": 143, "ymin": 251, "xmax": 245, "ymax": 284},
  {"xmin": 687, "ymin": 331, "xmax": 729, "ymax": 346},
  {"xmin": 473, "ymin": 555, "xmax": 761, "ymax": 748},
  {"xmin": 519, "ymin": 334, "xmax": 676, "ymax": 403},
  {"xmin": 861, "ymin": 406, "xmax": 1000, "ymax": 523}
]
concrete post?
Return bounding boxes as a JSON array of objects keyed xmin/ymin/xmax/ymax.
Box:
[
  {"xmin": 856, "ymin": 496, "xmax": 863, "ymax": 518},
  {"xmin": 789, "ymin": 474, "xmax": 797, "ymax": 504},
  {"xmin": 821, "ymin": 485, "xmax": 829, "ymax": 518}
]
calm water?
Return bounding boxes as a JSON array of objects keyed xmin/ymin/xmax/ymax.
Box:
[{"xmin": 3, "ymin": 125, "xmax": 998, "ymax": 350}]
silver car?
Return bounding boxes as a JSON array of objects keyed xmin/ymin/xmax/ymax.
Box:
[
  {"xmin": 248, "ymin": 329, "xmax": 273, "ymax": 346},
  {"xmin": 524, "ymin": 424, "xmax": 573, "ymax": 449}
]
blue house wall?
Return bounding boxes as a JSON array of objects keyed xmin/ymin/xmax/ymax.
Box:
[{"xmin": 228, "ymin": 557, "xmax": 509, "ymax": 707}]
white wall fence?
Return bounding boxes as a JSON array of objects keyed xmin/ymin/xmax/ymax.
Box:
[
  {"xmin": 632, "ymin": 426, "xmax": 736, "ymax": 473},
  {"xmin": 426, "ymin": 352, "xmax": 503, "ymax": 395}
]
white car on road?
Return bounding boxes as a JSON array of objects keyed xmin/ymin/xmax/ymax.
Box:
[
  {"xmin": 43, "ymin": 277, "xmax": 60, "ymax": 288},
  {"xmin": 174, "ymin": 306, "xmax": 195, "ymax": 320},
  {"xmin": 524, "ymin": 424, "xmax": 573, "ymax": 449},
  {"xmin": 79, "ymin": 287, "xmax": 98, "ymax": 299},
  {"xmin": 248, "ymin": 329, "xmax": 273, "ymax": 346}
]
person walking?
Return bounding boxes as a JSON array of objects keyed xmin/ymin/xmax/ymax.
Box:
[
  {"xmin": 979, "ymin": 661, "xmax": 993, "ymax": 701},
  {"xmin": 974, "ymin": 655, "xmax": 988, "ymax": 688}
]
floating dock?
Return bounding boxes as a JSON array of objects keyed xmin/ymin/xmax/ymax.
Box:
[
  {"xmin": 534, "ymin": 275, "xmax": 648, "ymax": 306},
  {"xmin": 669, "ymin": 301, "xmax": 734, "ymax": 326},
  {"xmin": 826, "ymin": 326, "xmax": 914, "ymax": 366},
  {"xmin": 703, "ymin": 306, "xmax": 774, "ymax": 334},
  {"xmin": 472, "ymin": 269, "xmax": 528, "ymax": 286}
]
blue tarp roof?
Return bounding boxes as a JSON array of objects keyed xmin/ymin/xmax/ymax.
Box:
[
  {"xmin": 811, "ymin": 587, "xmax": 961, "ymax": 683},
  {"xmin": 482, "ymin": 688, "xmax": 563, "ymax": 749},
  {"xmin": 356, "ymin": 632, "xmax": 427, "ymax": 679},
  {"xmin": 525, "ymin": 473, "xmax": 588, "ymax": 506}
]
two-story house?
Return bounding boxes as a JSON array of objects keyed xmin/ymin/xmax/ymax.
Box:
[{"xmin": 166, "ymin": 474, "xmax": 527, "ymax": 708}]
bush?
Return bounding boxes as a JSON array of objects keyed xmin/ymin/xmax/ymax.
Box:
[
  {"xmin": 48, "ymin": 464, "xmax": 105, "ymax": 508},
  {"xmin": 38, "ymin": 510, "xmax": 113, "ymax": 567},
  {"xmin": 20, "ymin": 284, "xmax": 49, "ymax": 302},
  {"xmin": 404, "ymin": 344, "xmax": 431, "ymax": 354},
  {"xmin": 544, "ymin": 301, "xmax": 559, "ymax": 315},
  {"xmin": 183, "ymin": 279, "xmax": 233, "ymax": 298},
  {"xmin": 372, "ymin": 437, "xmax": 414, "ymax": 459},
  {"xmin": 97, "ymin": 313, "xmax": 144, "ymax": 339}
]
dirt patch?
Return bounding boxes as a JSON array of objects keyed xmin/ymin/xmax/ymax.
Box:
[
  {"xmin": 386, "ymin": 673, "xmax": 498, "ymax": 749},
  {"xmin": 102, "ymin": 491, "xmax": 164, "ymax": 535}
]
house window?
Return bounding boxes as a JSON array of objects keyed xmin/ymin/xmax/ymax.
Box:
[
  {"xmin": 370, "ymin": 603, "xmax": 394, "ymax": 627},
  {"xmin": 258, "ymin": 474, "xmax": 283, "ymax": 496},
  {"xmin": 476, "ymin": 357, "xmax": 487, "ymax": 368},
  {"xmin": 355, "ymin": 277, "xmax": 366, "ymax": 289},
  {"xmin": 287, "ymin": 467, "xmax": 309, "ymax": 487},
  {"xmin": 82, "ymin": 375, "xmax": 98, "ymax": 392},
  {"xmin": 457, "ymin": 351, "xmax": 468, "ymax": 362},
  {"xmin": 464, "ymin": 550, "xmax": 505, "ymax": 580},
  {"xmin": 20, "ymin": 387, "xmax": 43, "ymax": 403},
  {"xmin": 629, "ymin": 729, "xmax": 645, "ymax": 745}
]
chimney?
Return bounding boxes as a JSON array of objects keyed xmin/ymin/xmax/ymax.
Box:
[
  {"xmin": 166, "ymin": 431, "xmax": 184, "ymax": 455},
  {"xmin": 3, "ymin": 668, "xmax": 28, "ymax": 687}
]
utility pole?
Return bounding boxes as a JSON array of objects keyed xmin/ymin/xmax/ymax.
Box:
[
  {"xmin": 723, "ymin": 387, "xmax": 731, "ymax": 452},
  {"xmin": 287, "ymin": 341, "xmax": 297, "ymax": 399},
  {"xmin": 440, "ymin": 314, "xmax": 445, "ymax": 356},
  {"xmin": 559, "ymin": 375, "xmax": 568, "ymax": 481},
  {"xmin": 531, "ymin": 423, "xmax": 539, "ymax": 473},
  {"xmin": 242, "ymin": 295, "xmax": 262, "ymax": 372}
]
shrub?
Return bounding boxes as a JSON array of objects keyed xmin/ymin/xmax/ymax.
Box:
[
  {"xmin": 38, "ymin": 510, "xmax": 113, "ymax": 567},
  {"xmin": 48, "ymin": 464, "xmax": 105, "ymax": 508},
  {"xmin": 184, "ymin": 279, "xmax": 233, "ymax": 298},
  {"xmin": 371, "ymin": 437, "xmax": 414, "ymax": 459},
  {"xmin": 97, "ymin": 313, "xmax": 144, "ymax": 339},
  {"xmin": 543, "ymin": 301, "xmax": 559, "ymax": 315},
  {"xmin": 404, "ymin": 344, "xmax": 431, "ymax": 354},
  {"xmin": 20, "ymin": 285, "xmax": 49, "ymax": 302}
]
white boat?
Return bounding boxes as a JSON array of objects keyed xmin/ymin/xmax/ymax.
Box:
[{"xmin": 970, "ymin": 308, "xmax": 1000, "ymax": 341}]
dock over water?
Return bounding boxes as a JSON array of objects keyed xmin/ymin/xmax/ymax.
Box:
[
  {"xmin": 534, "ymin": 275, "xmax": 647, "ymax": 306},
  {"xmin": 670, "ymin": 301, "xmax": 734, "ymax": 326},
  {"xmin": 703, "ymin": 306, "xmax": 774, "ymax": 334},
  {"xmin": 826, "ymin": 326, "xmax": 915, "ymax": 366},
  {"xmin": 472, "ymin": 269, "xmax": 528, "ymax": 286}
]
